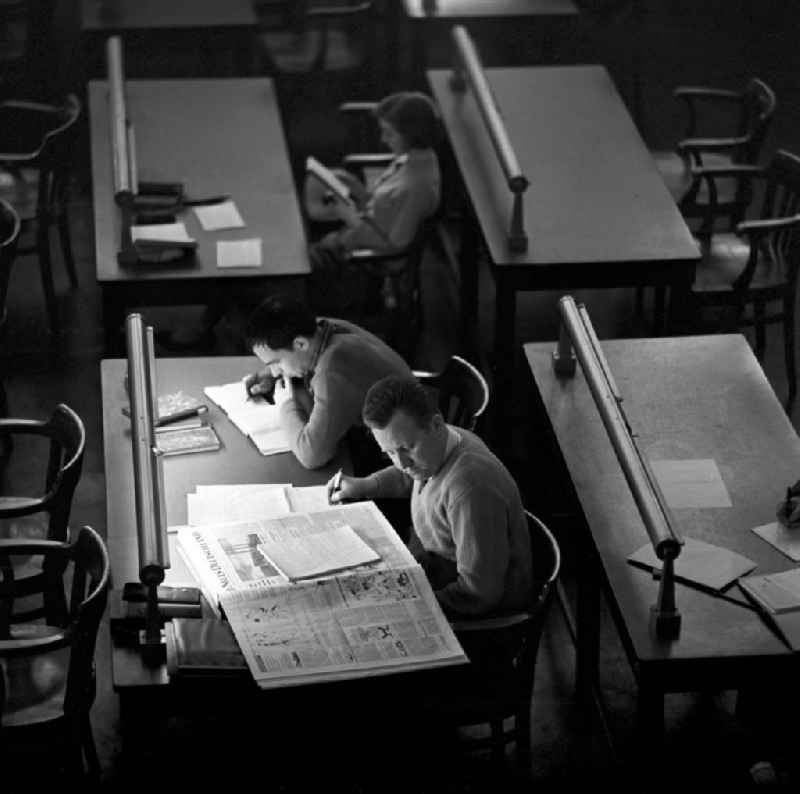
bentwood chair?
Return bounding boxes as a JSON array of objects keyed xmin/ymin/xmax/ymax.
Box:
[
  {"xmin": 0, "ymin": 403, "xmax": 86, "ymax": 624},
  {"xmin": 0, "ymin": 525, "xmax": 110, "ymax": 784},
  {"xmin": 685, "ymin": 149, "xmax": 800, "ymax": 409},
  {"xmin": 422, "ymin": 511, "xmax": 561, "ymax": 768},
  {"xmin": 651, "ymin": 78, "xmax": 776, "ymax": 235},
  {"xmin": 0, "ymin": 198, "xmax": 21, "ymax": 462},
  {"xmin": 0, "ymin": 93, "xmax": 82, "ymax": 334},
  {"xmin": 413, "ymin": 355, "xmax": 489, "ymax": 434}
]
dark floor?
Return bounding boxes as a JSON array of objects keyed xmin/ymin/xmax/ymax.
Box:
[{"xmin": 3, "ymin": 1, "xmax": 800, "ymax": 790}]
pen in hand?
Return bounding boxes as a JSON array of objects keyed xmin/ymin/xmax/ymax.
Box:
[{"xmin": 328, "ymin": 469, "xmax": 343, "ymax": 504}]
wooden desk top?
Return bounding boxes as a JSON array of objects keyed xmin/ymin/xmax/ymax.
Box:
[
  {"xmin": 90, "ymin": 78, "xmax": 309, "ymax": 285},
  {"xmin": 82, "ymin": 0, "xmax": 257, "ymax": 31},
  {"xmin": 526, "ymin": 334, "xmax": 800, "ymax": 671},
  {"xmin": 405, "ymin": 0, "xmax": 578, "ymax": 19},
  {"xmin": 101, "ymin": 357, "xmax": 344, "ymax": 588},
  {"xmin": 429, "ymin": 65, "xmax": 698, "ymax": 270}
]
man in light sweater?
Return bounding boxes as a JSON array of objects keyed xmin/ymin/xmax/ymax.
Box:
[
  {"xmin": 243, "ymin": 295, "xmax": 411, "ymax": 471},
  {"xmin": 328, "ymin": 375, "xmax": 532, "ymax": 618}
]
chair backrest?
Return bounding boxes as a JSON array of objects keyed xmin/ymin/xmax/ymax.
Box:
[
  {"xmin": 734, "ymin": 149, "xmax": 800, "ymax": 294},
  {"xmin": 0, "ymin": 93, "xmax": 81, "ymax": 211},
  {"xmin": 0, "ymin": 197, "xmax": 20, "ymax": 337},
  {"xmin": 0, "ymin": 403, "xmax": 86, "ymax": 541},
  {"xmin": 738, "ymin": 78, "xmax": 777, "ymax": 164},
  {"xmin": 414, "ymin": 355, "xmax": 489, "ymax": 432},
  {"xmin": 0, "ymin": 526, "xmax": 110, "ymax": 724}
]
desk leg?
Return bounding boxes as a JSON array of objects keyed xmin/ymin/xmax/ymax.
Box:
[
  {"xmin": 666, "ymin": 263, "xmax": 696, "ymax": 335},
  {"xmin": 492, "ymin": 272, "xmax": 516, "ymax": 452},
  {"xmin": 575, "ymin": 536, "xmax": 601, "ymax": 716},
  {"xmin": 635, "ymin": 677, "xmax": 665, "ymax": 768}
]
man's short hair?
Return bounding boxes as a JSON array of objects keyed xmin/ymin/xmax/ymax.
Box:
[
  {"xmin": 374, "ymin": 92, "xmax": 440, "ymax": 150},
  {"xmin": 245, "ymin": 294, "xmax": 318, "ymax": 351},
  {"xmin": 362, "ymin": 376, "xmax": 437, "ymax": 429}
]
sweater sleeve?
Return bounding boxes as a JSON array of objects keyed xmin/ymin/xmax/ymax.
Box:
[
  {"xmin": 435, "ymin": 484, "xmax": 510, "ymax": 617},
  {"xmin": 279, "ymin": 369, "xmax": 362, "ymax": 469}
]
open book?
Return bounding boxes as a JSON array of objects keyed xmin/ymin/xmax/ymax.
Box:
[
  {"xmin": 204, "ymin": 381, "xmax": 289, "ymax": 456},
  {"xmin": 739, "ymin": 568, "xmax": 800, "ymax": 614},
  {"xmin": 306, "ymin": 156, "xmax": 356, "ymax": 207},
  {"xmin": 175, "ymin": 501, "xmax": 466, "ymax": 688}
]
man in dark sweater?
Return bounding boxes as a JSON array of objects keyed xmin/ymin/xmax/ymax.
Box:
[{"xmin": 243, "ymin": 295, "xmax": 411, "ymax": 471}]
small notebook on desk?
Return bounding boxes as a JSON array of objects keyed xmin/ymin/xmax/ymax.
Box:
[
  {"xmin": 130, "ymin": 221, "xmax": 197, "ymax": 263},
  {"xmin": 628, "ymin": 536, "xmax": 756, "ymax": 592},
  {"xmin": 204, "ymin": 381, "xmax": 289, "ymax": 456},
  {"xmin": 738, "ymin": 569, "xmax": 800, "ymax": 651}
]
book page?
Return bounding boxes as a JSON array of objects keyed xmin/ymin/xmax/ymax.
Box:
[
  {"xmin": 221, "ymin": 564, "xmax": 467, "ymax": 689},
  {"xmin": 305, "ymin": 156, "xmax": 355, "ymax": 206},
  {"xmin": 740, "ymin": 568, "xmax": 800, "ymax": 614},
  {"xmin": 752, "ymin": 522, "xmax": 800, "ymax": 562},
  {"xmin": 187, "ymin": 484, "xmax": 292, "ymax": 525},
  {"xmin": 193, "ymin": 200, "xmax": 245, "ymax": 231},
  {"xmin": 204, "ymin": 382, "xmax": 289, "ymax": 454},
  {"xmin": 286, "ymin": 485, "xmax": 331, "ymax": 513},
  {"xmin": 259, "ymin": 522, "xmax": 380, "ymax": 581},
  {"xmin": 217, "ymin": 238, "xmax": 262, "ymax": 268}
]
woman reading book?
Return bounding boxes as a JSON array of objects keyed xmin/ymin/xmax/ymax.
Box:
[{"xmin": 305, "ymin": 92, "xmax": 441, "ymax": 315}]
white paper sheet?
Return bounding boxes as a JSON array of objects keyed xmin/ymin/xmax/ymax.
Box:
[
  {"xmin": 752, "ymin": 522, "xmax": 800, "ymax": 562},
  {"xmin": 216, "ymin": 238, "xmax": 262, "ymax": 268},
  {"xmin": 193, "ymin": 200, "xmax": 245, "ymax": 231},
  {"xmin": 649, "ymin": 458, "xmax": 733, "ymax": 508}
]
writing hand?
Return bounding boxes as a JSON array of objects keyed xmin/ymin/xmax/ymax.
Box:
[
  {"xmin": 271, "ymin": 375, "xmax": 293, "ymax": 407},
  {"xmin": 327, "ymin": 473, "xmax": 365, "ymax": 504},
  {"xmin": 243, "ymin": 371, "xmax": 279, "ymax": 404}
]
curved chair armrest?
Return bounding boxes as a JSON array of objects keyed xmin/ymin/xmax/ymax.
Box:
[
  {"xmin": 0, "ymin": 626, "xmax": 72, "ymax": 657},
  {"xmin": 0, "ymin": 99, "xmax": 63, "ymax": 114},
  {"xmin": 677, "ymin": 135, "xmax": 749, "ymax": 155},
  {"xmin": 0, "ymin": 538, "xmax": 69, "ymax": 557},
  {"xmin": 307, "ymin": 1, "xmax": 372, "ymax": 19},
  {"xmin": 342, "ymin": 153, "xmax": 394, "ymax": 168},
  {"xmin": 344, "ymin": 245, "xmax": 407, "ymax": 263},
  {"xmin": 411, "ymin": 368, "xmax": 438, "ymax": 379},
  {"xmin": 0, "ymin": 495, "xmax": 52, "ymax": 517},
  {"xmin": 673, "ymin": 86, "xmax": 743, "ymax": 103},
  {"xmin": 736, "ymin": 214, "xmax": 800, "ymax": 240},
  {"xmin": 0, "ymin": 418, "xmax": 49, "ymax": 435},
  {"xmin": 689, "ymin": 163, "xmax": 763, "ymax": 180},
  {"xmin": 338, "ymin": 101, "xmax": 379, "ymax": 116}
]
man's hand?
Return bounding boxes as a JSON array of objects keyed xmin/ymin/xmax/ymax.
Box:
[
  {"xmin": 272, "ymin": 375, "xmax": 294, "ymax": 406},
  {"xmin": 243, "ymin": 370, "xmax": 280, "ymax": 404},
  {"xmin": 327, "ymin": 473, "xmax": 371, "ymax": 504}
]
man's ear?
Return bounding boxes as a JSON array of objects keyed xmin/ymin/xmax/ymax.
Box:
[
  {"xmin": 293, "ymin": 336, "xmax": 310, "ymax": 353},
  {"xmin": 430, "ymin": 413, "xmax": 445, "ymax": 432}
]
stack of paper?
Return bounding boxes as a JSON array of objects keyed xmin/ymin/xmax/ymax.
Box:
[
  {"xmin": 204, "ymin": 381, "xmax": 289, "ymax": 455},
  {"xmin": 184, "ymin": 483, "xmax": 332, "ymax": 526}
]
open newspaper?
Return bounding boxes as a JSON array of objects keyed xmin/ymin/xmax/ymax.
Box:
[{"xmin": 176, "ymin": 501, "xmax": 467, "ymax": 687}]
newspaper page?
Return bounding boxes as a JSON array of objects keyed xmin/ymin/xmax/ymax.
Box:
[
  {"xmin": 176, "ymin": 501, "xmax": 417, "ymax": 611},
  {"xmin": 221, "ymin": 564, "xmax": 467, "ymax": 688},
  {"xmin": 186, "ymin": 484, "xmax": 292, "ymax": 525}
]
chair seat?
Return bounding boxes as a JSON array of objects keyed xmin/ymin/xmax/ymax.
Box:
[
  {"xmin": 694, "ymin": 233, "xmax": 786, "ymax": 294},
  {"xmin": 1, "ymin": 625, "xmax": 68, "ymax": 727},
  {"xmin": 653, "ymin": 150, "xmax": 739, "ymax": 206}
]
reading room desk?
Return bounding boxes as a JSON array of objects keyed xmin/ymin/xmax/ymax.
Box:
[
  {"xmin": 525, "ymin": 334, "xmax": 800, "ymax": 751},
  {"xmin": 90, "ymin": 77, "xmax": 309, "ymax": 354},
  {"xmin": 101, "ymin": 356, "xmax": 345, "ymax": 693},
  {"xmin": 429, "ymin": 64, "xmax": 700, "ymax": 440},
  {"xmin": 394, "ymin": 0, "xmax": 580, "ymax": 84},
  {"xmin": 80, "ymin": 0, "xmax": 259, "ymax": 77}
]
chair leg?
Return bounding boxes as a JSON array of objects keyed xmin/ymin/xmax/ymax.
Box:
[
  {"xmin": 783, "ymin": 295, "xmax": 797, "ymax": 408},
  {"xmin": 515, "ymin": 709, "xmax": 532, "ymax": 770},
  {"xmin": 37, "ymin": 223, "xmax": 60, "ymax": 334},
  {"xmin": 82, "ymin": 715, "xmax": 102, "ymax": 780},
  {"xmin": 753, "ymin": 300, "xmax": 767, "ymax": 360},
  {"xmin": 489, "ymin": 720, "xmax": 505, "ymax": 765},
  {"xmin": 57, "ymin": 210, "xmax": 79, "ymax": 288},
  {"xmin": 653, "ymin": 286, "xmax": 666, "ymax": 335}
]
